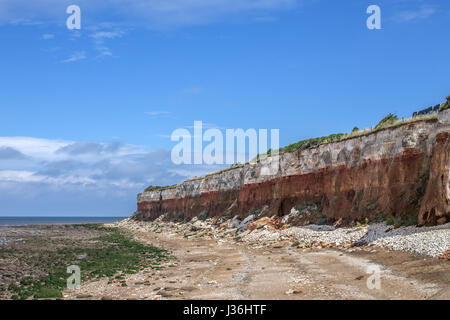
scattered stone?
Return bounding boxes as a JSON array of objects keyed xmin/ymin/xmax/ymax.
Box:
[
  {"xmin": 440, "ymin": 249, "xmax": 450, "ymax": 260},
  {"xmin": 237, "ymin": 215, "xmax": 255, "ymax": 232},
  {"xmin": 156, "ymin": 291, "xmax": 173, "ymax": 297},
  {"xmin": 228, "ymin": 216, "xmax": 241, "ymax": 229},
  {"xmin": 334, "ymin": 218, "xmax": 343, "ymax": 227},
  {"xmin": 112, "ymin": 216, "xmax": 450, "ymax": 259},
  {"xmin": 285, "ymin": 289, "xmax": 302, "ymax": 295}
]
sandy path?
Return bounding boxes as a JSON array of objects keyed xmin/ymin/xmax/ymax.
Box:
[{"xmin": 63, "ymin": 227, "xmax": 450, "ymax": 300}]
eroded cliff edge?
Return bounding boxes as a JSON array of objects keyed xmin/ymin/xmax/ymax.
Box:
[{"xmin": 135, "ymin": 109, "xmax": 450, "ymax": 227}]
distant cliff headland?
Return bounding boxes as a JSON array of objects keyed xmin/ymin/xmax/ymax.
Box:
[{"xmin": 134, "ymin": 97, "xmax": 450, "ymax": 227}]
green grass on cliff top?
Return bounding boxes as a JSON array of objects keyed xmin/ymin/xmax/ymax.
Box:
[{"xmin": 440, "ymin": 96, "xmax": 450, "ymax": 111}]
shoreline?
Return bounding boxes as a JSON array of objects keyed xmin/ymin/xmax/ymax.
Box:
[{"xmin": 0, "ymin": 216, "xmax": 126, "ymax": 227}]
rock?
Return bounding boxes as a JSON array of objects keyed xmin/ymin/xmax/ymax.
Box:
[
  {"xmin": 219, "ymin": 221, "xmax": 228, "ymax": 229},
  {"xmin": 282, "ymin": 208, "xmax": 300, "ymax": 224},
  {"xmin": 248, "ymin": 217, "xmax": 269, "ymax": 231},
  {"xmin": 285, "ymin": 289, "xmax": 302, "ymax": 295},
  {"xmin": 439, "ymin": 249, "xmax": 450, "ymax": 260},
  {"xmin": 228, "ymin": 216, "xmax": 241, "ymax": 229},
  {"xmin": 156, "ymin": 291, "xmax": 173, "ymax": 297},
  {"xmin": 224, "ymin": 228, "xmax": 237, "ymax": 235},
  {"xmin": 163, "ymin": 287, "xmax": 177, "ymax": 291},
  {"xmin": 352, "ymin": 240, "xmax": 367, "ymax": 247},
  {"xmin": 210, "ymin": 217, "xmax": 218, "ymax": 225},
  {"xmin": 334, "ymin": 218, "xmax": 343, "ymax": 227},
  {"xmin": 247, "ymin": 217, "xmax": 282, "ymax": 231},
  {"xmin": 291, "ymin": 240, "xmax": 300, "ymax": 247},
  {"xmin": 237, "ymin": 214, "xmax": 255, "ymax": 232},
  {"xmin": 216, "ymin": 216, "xmax": 227, "ymax": 225}
]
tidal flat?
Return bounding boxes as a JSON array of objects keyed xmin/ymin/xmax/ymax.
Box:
[{"xmin": 0, "ymin": 224, "xmax": 170, "ymax": 300}]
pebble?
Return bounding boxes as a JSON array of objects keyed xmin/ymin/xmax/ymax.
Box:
[{"xmin": 109, "ymin": 218, "xmax": 450, "ymax": 258}]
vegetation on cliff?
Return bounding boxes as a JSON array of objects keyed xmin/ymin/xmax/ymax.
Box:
[
  {"xmin": 440, "ymin": 96, "xmax": 450, "ymax": 111},
  {"xmin": 145, "ymin": 185, "xmax": 178, "ymax": 192},
  {"xmin": 374, "ymin": 113, "xmax": 399, "ymax": 130}
]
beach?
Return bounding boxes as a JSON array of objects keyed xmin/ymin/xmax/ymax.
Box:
[{"xmin": 1, "ymin": 218, "xmax": 449, "ymax": 300}]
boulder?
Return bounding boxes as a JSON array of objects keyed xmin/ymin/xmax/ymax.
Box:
[
  {"xmin": 237, "ymin": 214, "xmax": 255, "ymax": 232},
  {"xmin": 247, "ymin": 216, "xmax": 285, "ymax": 231},
  {"xmin": 227, "ymin": 216, "xmax": 241, "ymax": 229}
]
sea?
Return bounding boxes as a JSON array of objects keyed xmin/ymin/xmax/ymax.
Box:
[{"xmin": 0, "ymin": 216, "xmax": 126, "ymax": 226}]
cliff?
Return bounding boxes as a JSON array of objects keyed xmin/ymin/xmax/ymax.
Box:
[{"xmin": 135, "ymin": 108, "xmax": 450, "ymax": 227}]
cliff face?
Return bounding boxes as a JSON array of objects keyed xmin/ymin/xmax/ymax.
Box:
[
  {"xmin": 135, "ymin": 110, "xmax": 450, "ymax": 226},
  {"xmin": 418, "ymin": 111, "xmax": 450, "ymax": 226}
]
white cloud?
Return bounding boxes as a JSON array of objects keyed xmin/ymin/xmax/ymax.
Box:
[
  {"xmin": 61, "ymin": 51, "xmax": 86, "ymax": 63},
  {"xmin": 145, "ymin": 111, "xmax": 172, "ymax": 117},
  {"xmin": 185, "ymin": 122, "xmax": 223, "ymax": 129},
  {"xmin": 393, "ymin": 6, "xmax": 437, "ymax": 23},
  {"xmin": 0, "ymin": 135, "xmax": 228, "ymax": 215},
  {"xmin": 0, "ymin": 137, "xmax": 69, "ymax": 160},
  {"xmin": 0, "ymin": 136, "xmax": 223, "ymax": 191},
  {"xmin": 89, "ymin": 29, "xmax": 125, "ymax": 58},
  {"xmin": 41, "ymin": 33, "xmax": 54, "ymax": 40},
  {"xmin": 91, "ymin": 31, "xmax": 124, "ymax": 40},
  {"xmin": 0, "ymin": 170, "xmax": 95, "ymax": 185},
  {"xmin": 0, "ymin": 170, "xmax": 43, "ymax": 183}
]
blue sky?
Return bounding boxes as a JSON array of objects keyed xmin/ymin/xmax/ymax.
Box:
[{"xmin": 0, "ymin": 0, "xmax": 449, "ymax": 216}]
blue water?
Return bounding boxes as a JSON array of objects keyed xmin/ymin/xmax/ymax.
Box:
[{"xmin": 0, "ymin": 216, "xmax": 126, "ymax": 226}]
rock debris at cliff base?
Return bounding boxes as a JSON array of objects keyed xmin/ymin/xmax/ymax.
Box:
[{"xmin": 112, "ymin": 216, "xmax": 450, "ymax": 259}]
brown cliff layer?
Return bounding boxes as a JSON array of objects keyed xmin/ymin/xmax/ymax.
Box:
[{"xmin": 137, "ymin": 150, "xmax": 430, "ymax": 224}]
